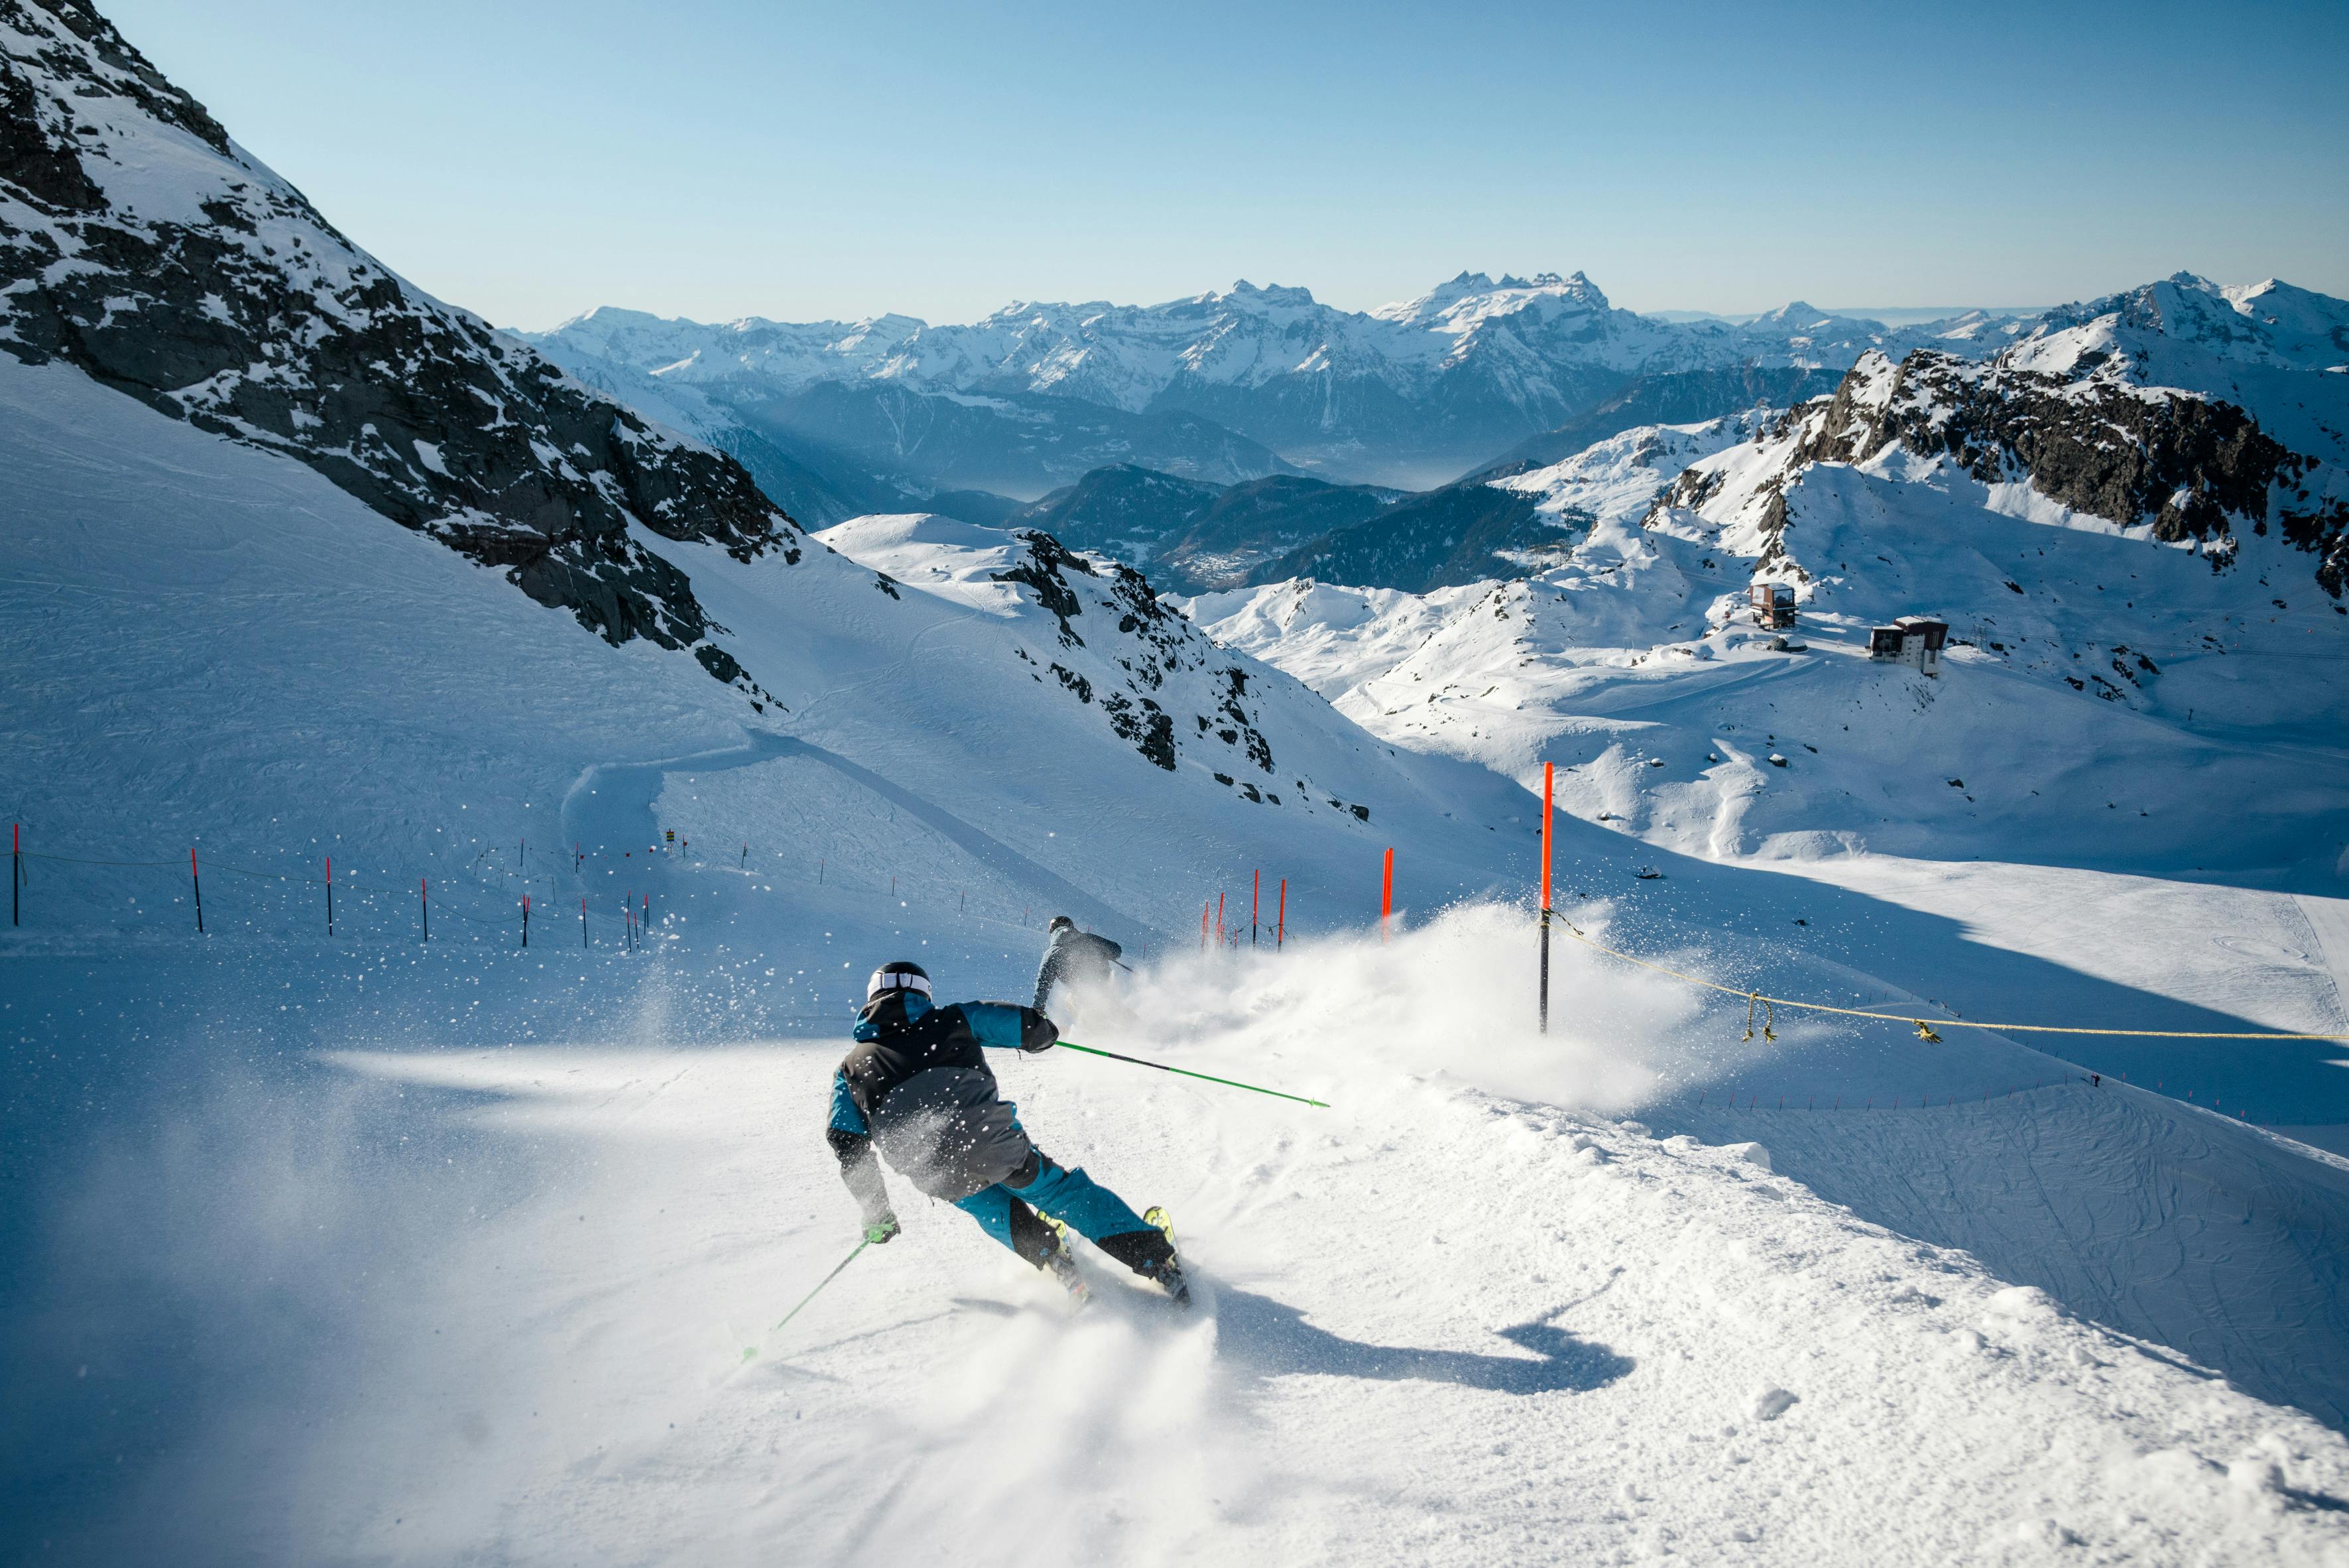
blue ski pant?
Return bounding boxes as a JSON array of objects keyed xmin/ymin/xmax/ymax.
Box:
[{"xmin": 953, "ymin": 1154, "xmax": 1166, "ymax": 1274}]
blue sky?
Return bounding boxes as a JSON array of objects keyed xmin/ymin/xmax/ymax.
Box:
[{"xmin": 105, "ymin": 0, "xmax": 2349, "ymax": 330}]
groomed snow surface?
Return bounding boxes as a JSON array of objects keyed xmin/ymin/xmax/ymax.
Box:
[
  {"xmin": 12, "ymin": 914, "xmax": 2349, "ymax": 1565},
  {"xmin": 7, "ymin": 357, "xmax": 2349, "ymax": 1564}
]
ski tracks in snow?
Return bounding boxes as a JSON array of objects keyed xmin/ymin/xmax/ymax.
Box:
[{"xmin": 383, "ymin": 1028, "xmax": 2349, "ymax": 1568}]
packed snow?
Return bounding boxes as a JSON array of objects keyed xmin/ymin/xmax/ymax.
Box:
[
  {"xmin": 7, "ymin": 12, "xmax": 2349, "ymax": 1555},
  {"xmin": 13, "ymin": 333, "xmax": 2349, "ymax": 1563}
]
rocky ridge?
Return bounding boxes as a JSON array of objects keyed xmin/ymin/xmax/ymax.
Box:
[
  {"xmin": 1660, "ymin": 300, "xmax": 2349, "ymax": 598},
  {"xmin": 0, "ymin": 0, "xmax": 800, "ymax": 694}
]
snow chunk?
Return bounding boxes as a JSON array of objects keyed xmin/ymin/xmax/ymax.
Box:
[{"xmin": 1746, "ymin": 1386, "xmax": 1798, "ymax": 1421}]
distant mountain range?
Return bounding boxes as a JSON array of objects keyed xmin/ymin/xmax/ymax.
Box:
[
  {"xmin": 753, "ymin": 272, "xmax": 2347, "ymax": 600},
  {"xmin": 523, "ymin": 280, "xmax": 2033, "ymax": 518}
]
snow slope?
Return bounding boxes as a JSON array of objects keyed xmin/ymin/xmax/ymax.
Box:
[
  {"xmin": 1191, "ymin": 292, "xmax": 2349, "ymax": 896},
  {"xmin": 9, "ymin": 349, "xmax": 2349, "ymax": 1564},
  {"xmin": 8, "ymin": 9, "xmax": 2349, "ymax": 1561}
]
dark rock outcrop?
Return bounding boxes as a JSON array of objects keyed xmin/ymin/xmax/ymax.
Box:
[
  {"xmin": 0, "ymin": 0, "xmax": 804, "ymax": 690},
  {"xmin": 1717, "ymin": 349, "xmax": 2348, "ymax": 596}
]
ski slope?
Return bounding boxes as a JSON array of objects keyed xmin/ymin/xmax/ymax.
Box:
[{"xmin": 8, "ymin": 357, "xmax": 2349, "ymax": 1565}]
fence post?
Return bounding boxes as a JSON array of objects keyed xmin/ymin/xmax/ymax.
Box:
[
  {"xmin": 326, "ymin": 855, "xmax": 333, "ymax": 937},
  {"xmin": 1276, "ymin": 877, "xmax": 1286, "ymax": 949},
  {"xmin": 1380, "ymin": 847, "xmax": 1394, "ymax": 941},
  {"xmin": 191, "ymin": 847, "xmax": 204, "ymax": 935},
  {"xmin": 522, "ymin": 894, "xmax": 530, "ymax": 949},
  {"xmin": 1539, "ymin": 761, "xmax": 1553, "ymax": 1034}
]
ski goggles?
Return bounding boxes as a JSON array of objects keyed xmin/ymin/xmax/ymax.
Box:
[{"xmin": 866, "ymin": 967, "xmax": 933, "ymax": 1001}]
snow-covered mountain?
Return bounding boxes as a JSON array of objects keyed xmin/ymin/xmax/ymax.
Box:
[
  {"xmin": 0, "ymin": 0, "xmax": 810, "ymax": 695},
  {"xmin": 1189, "ymin": 280, "xmax": 2349, "ymax": 888},
  {"xmin": 526, "ymin": 274, "xmax": 2019, "ymax": 498},
  {"xmin": 11, "ymin": 6, "xmax": 2349, "ymax": 1562}
]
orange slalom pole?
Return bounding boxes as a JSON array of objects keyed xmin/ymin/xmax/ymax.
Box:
[{"xmin": 1539, "ymin": 761, "xmax": 1554, "ymax": 1035}]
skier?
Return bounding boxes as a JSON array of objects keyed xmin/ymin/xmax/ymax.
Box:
[
  {"xmin": 826, "ymin": 960, "xmax": 1188, "ymax": 1305},
  {"xmin": 1033, "ymin": 915, "xmax": 1124, "ymax": 1012}
]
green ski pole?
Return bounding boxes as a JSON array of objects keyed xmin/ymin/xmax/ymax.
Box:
[
  {"xmin": 1057, "ymin": 1040, "xmax": 1329, "ymax": 1108},
  {"xmin": 744, "ymin": 1237, "xmax": 870, "ymax": 1361}
]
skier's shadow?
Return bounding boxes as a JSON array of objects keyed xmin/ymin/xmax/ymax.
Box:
[
  {"xmin": 1210, "ymin": 1286, "xmax": 1632, "ymax": 1397},
  {"xmin": 955, "ymin": 1286, "xmax": 1631, "ymax": 1396}
]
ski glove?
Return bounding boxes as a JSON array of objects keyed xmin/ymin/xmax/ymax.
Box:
[
  {"xmin": 1018, "ymin": 1009, "xmax": 1059, "ymax": 1054},
  {"xmin": 865, "ymin": 1214, "xmax": 901, "ymax": 1245}
]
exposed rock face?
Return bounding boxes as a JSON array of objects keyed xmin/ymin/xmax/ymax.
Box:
[
  {"xmin": 988, "ymin": 527, "xmax": 1278, "ymax": 777},
  {"xmin": 0, "ymin": 0, "xmax": 802, "ymax": 691},
  {"xmin": 1671, "ymin": 344, "xmax": 2348, "ymax": 597}
]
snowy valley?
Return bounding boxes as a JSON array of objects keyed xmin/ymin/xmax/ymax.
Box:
[{"xmin": 5, "ymin": 3, "xmax": 2349, "ymax": 1565}]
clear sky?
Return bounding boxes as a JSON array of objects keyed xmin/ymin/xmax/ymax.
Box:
[{"xmin": 103, "ymin": 0, "xmax": 2349, "ymax": 332}]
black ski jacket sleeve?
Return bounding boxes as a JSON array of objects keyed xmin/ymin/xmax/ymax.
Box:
[{"xmin": 826, "ymin": 1068, "xmax": 892, "ymax": 1225}]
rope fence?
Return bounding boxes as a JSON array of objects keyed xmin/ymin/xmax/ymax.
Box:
[
  {"xmin": 11, "ymin": 810, "xmax": 2340, "ymax": 1130},
  {"xmin": 1555, "ymin": 918, "xmax": 2349, "ymax": 1044}
]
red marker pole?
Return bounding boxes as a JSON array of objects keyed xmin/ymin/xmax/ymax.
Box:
[
  {"xmin": 1215, "ymin": 892, "xmax": 1225, "ymax": 948},
  {"xmin": 1276, "ymin": 877, "xmax": 1286, "ymax": 949},
  {"xmin": 1252, "ymin": 870, "xmax": 1260, "ymax": 948},
  {"xmin": 1200, "ymin": 900, "xmax": 1209, "ymax": 953},
  {"xmin": 326, "ymin": 855, "xmax": 333, "ymax": 937},
  {"xmin": 1539, "ymin": 760, "xmax": 1554, "ymax": 1035},
  {"xmin": 1380, "ymin": 847, "xmax": 1394, "ymax": 941},
  {"xmin": 191, "ymin": 847, "xmax": 204, "ymax": 935}
]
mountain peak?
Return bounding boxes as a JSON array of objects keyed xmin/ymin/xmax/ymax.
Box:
[{"xmin": 1224, "ymin": 280, "xmax": 1318, "ymax": 308}]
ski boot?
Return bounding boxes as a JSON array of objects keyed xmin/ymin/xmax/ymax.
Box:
[
  {"xmin": 1141, "ymin": 1206, "xmax": 1192, "ymax": 1308},
  {"xmin": 1042, "ymin": 1218, "xmax": 1091, "ymax": 1307}
]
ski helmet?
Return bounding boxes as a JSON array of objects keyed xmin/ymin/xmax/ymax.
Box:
[
  {"xmin": 865, "ymin": 961, "xmax": 932, "ymax": 1002},
  {"xmin": 1047, "ymin": 915, "xmax": 1076, "ymax": 934}
]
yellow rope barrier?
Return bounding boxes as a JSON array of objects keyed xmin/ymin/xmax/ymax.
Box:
[{"xmin": 1557, "ymin": 920, "xmax": 2349, "ymax": 1043}]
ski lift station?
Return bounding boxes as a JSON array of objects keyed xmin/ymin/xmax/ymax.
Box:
[
  {"xmin": 1748, "ymin": 581, "xmax": 1796, "ymax": 629},
  {"xmin": 1869, "ymin": 615, "xmax": 1948, "ymax": 675}
]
